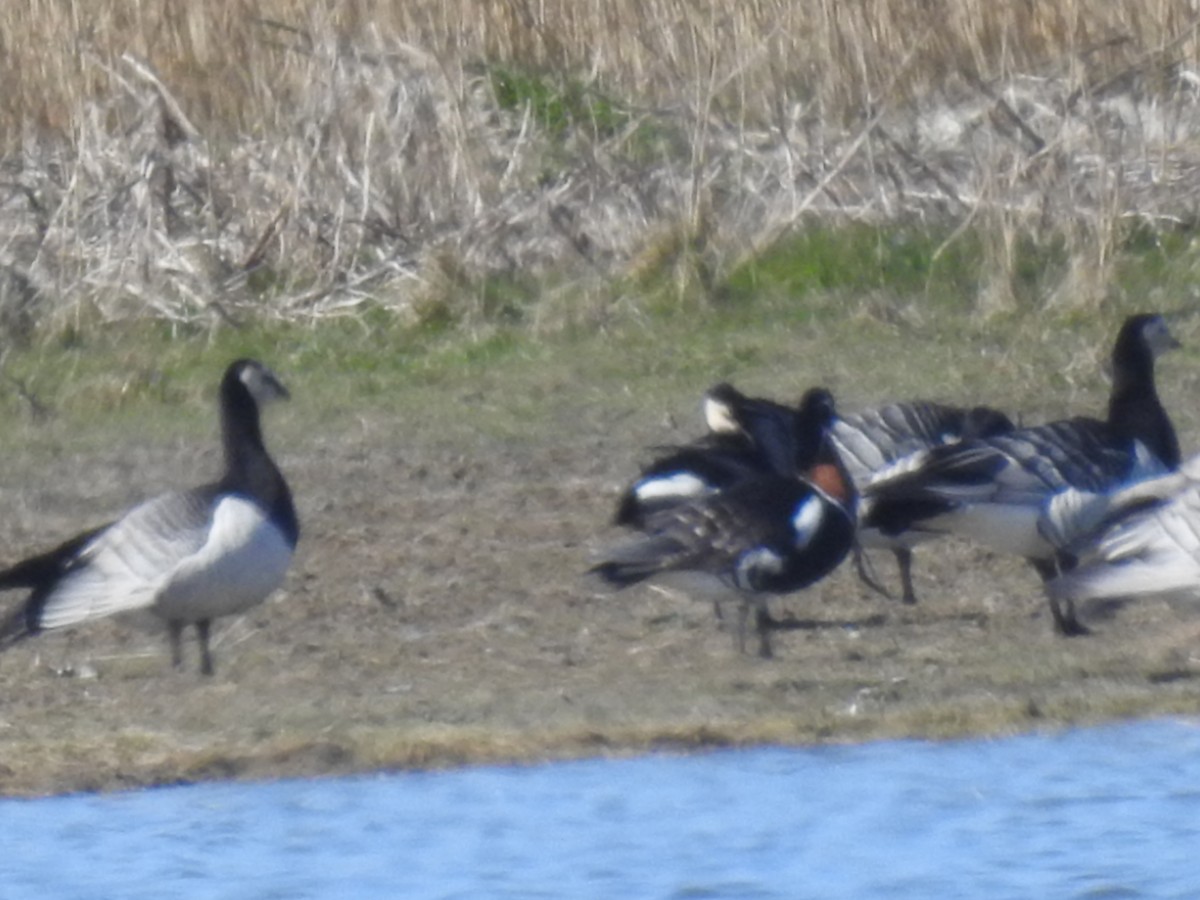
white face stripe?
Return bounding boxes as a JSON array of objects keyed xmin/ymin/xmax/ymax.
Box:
[
  {"xmin": 635, "ymin": 473, "xmax": 711, "ymax": 502},
  {"xmin": 239, "ymin": 363, "xmax": 288, "ymax": 405},
  {"xmin": 791, "ymin": 495, "xmax": 824, "ymax": 549}
]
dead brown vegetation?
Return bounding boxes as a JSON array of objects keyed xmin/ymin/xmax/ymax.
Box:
[{"xmin": 1, "ymin": 2, "xmax": 1200, "ymax": 332}]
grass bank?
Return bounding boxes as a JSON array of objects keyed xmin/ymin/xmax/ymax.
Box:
[{"xmin": 0, "ymin": 224, "xmax": 1198, "ymax": 795}]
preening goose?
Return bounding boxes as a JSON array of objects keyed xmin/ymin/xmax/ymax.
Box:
[
  {"xmin": 831, "ymin": 401, "xmax": 1014, "ymax": 604},
  {"xmin": 0, "ymin": 358, "xmax": 299, "ymax": 675},
  {"xmin": 860, "ymin": 313, "xmax": 1179, "ymax": 634},
  {"xmin": 592, "ymin": 388, "xmax": 856, "ymax": 658},
  {"xmin": 613, "ymin": 382, "xmax": 797, "ymax": 529}
]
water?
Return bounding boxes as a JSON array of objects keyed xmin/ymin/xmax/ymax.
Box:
[{"xmin": 5, "ymin": 719, "xmax": 1200, "ymax": 899}]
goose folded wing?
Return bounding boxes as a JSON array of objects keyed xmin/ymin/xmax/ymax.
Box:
[
  {"xmin": 1089, "ymin": 486, "xmax": 1200, "ymax": 567},
  {"xmin": 1039, "ymin": 468, "xmax": 1191, "ymax": 554},
  {"xmin": 1048, "ymin": 487, "xmax": 1200, "ymax": 603},
  {"xmin": 33, "ymin": 488, "xmax": 218, "ymax": 630},
  {"xmin": 614, "ymin": 438, "xmax": 766, "ymax": 527},
  {"xmin": 865, "ymin": 443, "xmax": 1014, "ymax": 503}
]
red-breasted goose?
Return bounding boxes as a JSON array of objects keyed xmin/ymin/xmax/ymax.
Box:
[
  {"xmin": 860, "ymin": 314, "xmax": 1179, "ymax": 634},
  {"xmin": 591, "ymin": 388, "xmax": 856, "ymax": 658},
  {"xmin": 612, "ymin": 382, "xmax": 798, "ymax": 529},
  {"xmin": 0, "ymin": 359, "xmax": 299, "ymax": 675}
]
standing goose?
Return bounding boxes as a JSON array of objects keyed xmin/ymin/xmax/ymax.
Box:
[
  {"xmin": 0, "ymin": 359, "xmax": 299, "ymax": 675},
  {"xmin": 591, "ymin": 388, "xmax": 856, "ymax": 658},
  {"xmin": 831, "ymin": 401, "xmax": 1015, "ymax": 604},
  {"xmin": 859, "ymin": 313, "xmax": 1179, "ymax": 634}
]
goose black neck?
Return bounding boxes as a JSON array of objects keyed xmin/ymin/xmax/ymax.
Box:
[
  {"xmin": 791, "ymin": 389, "xmax": 836, "ymax": 471},
  {"xmin": 218, "ymin": 373, "xmax": 300, "ymax": 546},
  {"xmin": 221, "ymin": 378, "xmax": 269, "ymax": 481},
  {"xmin": 1106, "ymin": 320, "xmax": 1179, "ymax": 469}
]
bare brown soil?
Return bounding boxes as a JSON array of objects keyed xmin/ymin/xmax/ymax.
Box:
[{"xmin": 0, "ymin": 393, "xmax": 1198, "ymax": 798}]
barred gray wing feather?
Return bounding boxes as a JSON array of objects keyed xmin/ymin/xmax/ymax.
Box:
[
  {"xmin": 1049, "ymin": 485, "xmax": 1200, "ymax": 604},
  {"xmin": 36, "ymin": 488, "xmax": 217, "ymax": 630}
]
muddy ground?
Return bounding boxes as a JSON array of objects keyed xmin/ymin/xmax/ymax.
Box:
[{"xmin": 0, "ymin": 384, "xmax": 1198, "ymax": 797}]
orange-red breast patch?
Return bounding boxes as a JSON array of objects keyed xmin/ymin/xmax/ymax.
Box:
[{"xmin": 806, "ymin": 462, "xmax": 851, "ymax": 505}]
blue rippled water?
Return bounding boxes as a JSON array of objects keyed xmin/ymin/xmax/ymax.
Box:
[{"xmin": 5, "ymin": 718, "xmax": 1200, "ymax": 898}]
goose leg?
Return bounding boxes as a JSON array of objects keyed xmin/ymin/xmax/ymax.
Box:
[
  {"xmin": 196, "ymin": 619, "xmax": 215, "ymax": 676},
  {"xmin": 168, "ymin": 620, "xmax": 186, "ymax": 670},
  {"xmin": 196, "ymin": 619, "xmax": 216, "ymax": 676},
  {"xmin": 852, "ymin": 544, "xmax": 894, "ymax": 602},
  {"xmin": 894, "ymin": 548, "xmax": 918, "ymax": 606},
  {"xmin": 735, "ymin": 602, "xmax": 749, "ymax": 655},
  {"xmin": 1032, "ymin": 558, "xmax": 1089, "ymax": 637},
  {"xmin": 754, "ymin": 604, "xmax": 774, "ymax": 659},
  {"xmin": 1048, "ymin": 596, "xmax": 1089, "ymax": 637}
]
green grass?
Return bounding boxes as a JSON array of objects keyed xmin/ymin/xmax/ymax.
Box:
[{"xmin": 2, "ymin": 219, "xmax": 1199, "ymax": 456}]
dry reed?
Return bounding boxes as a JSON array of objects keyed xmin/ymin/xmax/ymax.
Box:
[{"xmin": 1, "ymin": 0, "xmax": 1199, "ymax": 332}]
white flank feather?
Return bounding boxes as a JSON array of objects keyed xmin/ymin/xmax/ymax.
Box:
[
  {"xmin": 635, "ymin": 473, "xmax": 712, "ymax": 503},
  {"xmin": 155, "ymin": 496, "xmax": 293, "ymax": 622},
  {"xmin": 921, "ymin": 503, "xmax": 1049, "ymax": 559},
  {"xmin": 790, "ymin": 495, "xmax": 824, "ymax": 549}
]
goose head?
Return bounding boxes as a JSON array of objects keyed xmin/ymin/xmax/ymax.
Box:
[{"xmin": 226, "ymin": 358, "xmax": 290, "ymax": 407}]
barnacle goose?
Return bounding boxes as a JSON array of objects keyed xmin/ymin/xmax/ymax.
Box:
[
  {"xmin": 0, "ymin": 359, "xmax": 298, "ymax": 675},
  {"xmin": 860, "ymin": 313, "xmax": 1179, "ymax": 634},
  {"xmin": 592, "ymin": 388, "xmax": 856, "ymax": 658},
  {"xmin": 1039, "ymin": 456, "xmax": 1200, "ymax": 626},
  {"xmin": 831, "ymin": 401, "xmax": 1015, "ymax": 604}
]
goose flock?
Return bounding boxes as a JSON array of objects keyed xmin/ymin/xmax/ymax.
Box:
[
  {"xmin": 0, "ymin": 313, "xmax": 1190, "ymax": 675},
  {"xmin": 593, "ymin": 313, "xmax": 1191, "ymax": 656}
]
